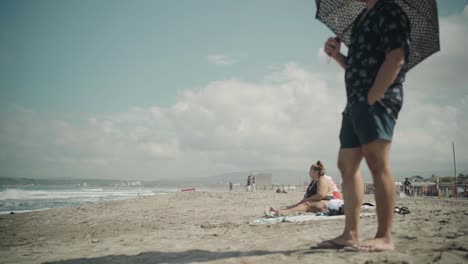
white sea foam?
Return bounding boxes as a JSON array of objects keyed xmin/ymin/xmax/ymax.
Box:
[{"xmin": 0, "ymin": 187, "xmax": 177, "ymax": 213}]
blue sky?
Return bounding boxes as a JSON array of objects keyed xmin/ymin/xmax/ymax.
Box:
[
  {"xmin": 3, "ymin": 0, "xmax": 328, "ymax": 114},
  {"xmin": 1, "ymin": 0, "xmax": 467, "ymax": 181}
]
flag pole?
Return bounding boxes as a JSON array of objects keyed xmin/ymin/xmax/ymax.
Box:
[{"xmin": 452, "ymin": 141, "xmax": 457, "ymax": 198}]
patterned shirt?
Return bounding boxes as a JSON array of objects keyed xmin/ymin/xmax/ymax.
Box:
[{"xmin": 344, "ymin": 0, "xmax": 411, "ymax": 119}]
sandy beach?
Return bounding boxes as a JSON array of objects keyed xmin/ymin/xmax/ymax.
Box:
[{"xmin": 1, "ymin": 190, "xmax": 467, "ymax": 264}]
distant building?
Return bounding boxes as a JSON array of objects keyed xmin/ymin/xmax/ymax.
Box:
[
  {"xmin": 129, "ymin": 181, "xmax": 142, "ymax": 186},
  {"xmin": 112, "ymin": 181, "xmax": 142, "ymax": 187},
  {"xmin": 250, "ymin": 173, "xmax": 272, "ymax": 188}
]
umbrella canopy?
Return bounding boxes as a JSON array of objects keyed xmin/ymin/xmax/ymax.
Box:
[{"xmin": 315, "ymin": 0, "xmax": 440, "ymax": 71}]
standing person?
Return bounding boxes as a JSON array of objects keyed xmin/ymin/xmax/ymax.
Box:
[
  {"xmin": 252, "ymin": 176, "xmax": 256, "ymax": 192},
  {"xmin": 246, "ymin": 176, "xmax": 252, "ymax": 192},
  {"xmin": 319, "ymin": 0, "xmax": 411, "ymax": 252},
  {"xmin": 403, "ymin": 178, "xmax": 413, "ymax": 197},
  {"xmin": 229, "ymin": 181, "xmax": 233, "ymax": 191}
]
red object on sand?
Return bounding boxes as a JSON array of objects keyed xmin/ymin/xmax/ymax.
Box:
[{"xmin": 181, "ymin": 188, "xmax": 196, "ymax": 192}]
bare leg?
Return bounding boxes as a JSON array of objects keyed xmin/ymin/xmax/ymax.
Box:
[
  {"xmin": 271, "ymin": 204, "xmax": 307, "ymax": 216},
  {"xmin": 318, "ymin": 148, "xmax": 363, "ymax": 247},
  {"xmin": 272, "ymin": 201, "xmax": 327, "ymax": 216},
  {"xmin": 359, "ymin": 139, "xmax": 395, "ymax": 251},
  {"xmin": 268, "ymin": 201, "xmax": 306, "ymax": 216},
  {"xmin": 284, "ymin": 200, "xmax": 307, "ymax": 210}
]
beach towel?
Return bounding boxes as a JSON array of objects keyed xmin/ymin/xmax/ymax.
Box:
[{"xmin": 249, "ymin": 212, "xmax": 374, "ymax": 225}]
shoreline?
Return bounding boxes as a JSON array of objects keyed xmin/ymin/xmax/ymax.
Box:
[
  {"xmin": 0, "ymin": 186, "xmax": 183, "ymax": 215},
  {"xmin": 1, "ymin": 190, "xmax": 467, "ymax": 263}
]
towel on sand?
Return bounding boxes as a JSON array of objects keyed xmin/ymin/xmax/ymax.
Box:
[{"xmin": 249, "ymin": 212, "xmax": 374, "ymax": 225}]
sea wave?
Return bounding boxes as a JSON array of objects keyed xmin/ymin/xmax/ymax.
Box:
[{"xmin": 0, "ymin": 187, "xmax": 177, "ymax": 213}]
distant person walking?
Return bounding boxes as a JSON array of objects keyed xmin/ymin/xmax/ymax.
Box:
[
  {"xmin": 229, "ymin": 181, "xmax": 233, "ymax": 191},
  {"xmin": 246, "ymin": 176, "xmax": 252, "ymax": 192},
  {"xmin": 252, "ymin": 176, "xmax": 256, "ymax": 192}
]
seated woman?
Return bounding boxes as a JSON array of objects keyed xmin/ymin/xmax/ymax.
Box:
[
  {"xmin": 324, "ymin": 175, "xmax": 342, "ymax": 200},
  {"xmin": 267, "ymin": 161, "xmax": 341, "ymax": 217}
]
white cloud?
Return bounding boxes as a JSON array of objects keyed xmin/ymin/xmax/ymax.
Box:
[
  {"xmin": 207, "ymin": 53, "xmax": 246, "ymax": 66},
  {"xmin": 406, "ymin": 14, "xmax": 468, "ymax": 97},
  {"xmin": 389, "ymin": 10, "xmax": 468, "ymax": 175},
  {"xmin": 2, "ymin": 58, "xmax": 467, "ymax": 180},
  {"xmin": 0, "ymin": 63, "xmax": 345, "ymax": 179},
  {"xmin": 1, "ymin": 10, "xmax": 468, "ymax": 181},
  {"xmin": 317, "ymin": 48, "xmax": 329, "ymax": 64}
]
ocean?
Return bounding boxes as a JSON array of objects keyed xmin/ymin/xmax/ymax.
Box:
[{"xmin": 0, "ymin": 186, "xmax": 177, "ymax": 214}]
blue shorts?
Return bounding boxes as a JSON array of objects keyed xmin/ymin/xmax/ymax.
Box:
[{"xmin": 339, "ymin": 102, "xmax": 396, "ymax": 149}]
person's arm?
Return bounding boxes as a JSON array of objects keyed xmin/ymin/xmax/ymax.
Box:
[
  {"xmin": 304, "ymin": 177, "xmax": 328, "ymax": 202},
  {"xmin": 334, "ymin": 53, "xmax": 347, "ymax": 71},
  {"xmin": 285, "ymin": 200, "xmax": 306, "ymax": 209},
  {"xmin": 368, "ymin": 7, "xmax": 410, "ymax": 105},
  {"xmin": 324, "ymin": 37, "xmax": 347, "ymax": 71},
  {"xmin": 367, "ymin": 48, "xmax": 405, "ymax": 105}
]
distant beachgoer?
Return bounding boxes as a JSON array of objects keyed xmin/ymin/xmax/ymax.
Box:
[
  {"xmin": 404, "ymin": 178, "xmax": 413, "ymax": 197},
  {"xmin": 252, "ymin": 176, "xmax": 256, "ymax": 192},
  {"xmin": 229, "ymin": 181, "xmax": 233, "ymax": 191},
  {"xmin": 266, "ymin": 161, "xmax": 339, "ymax": 216},
  {"xmin": 246, "ymin": 176, "xmax": 252, "ymax": 192}
]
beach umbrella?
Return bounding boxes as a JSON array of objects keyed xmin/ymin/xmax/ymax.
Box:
[{"xmin": 315, "ymin": 0, "xmax": 440, "ymax": 71}]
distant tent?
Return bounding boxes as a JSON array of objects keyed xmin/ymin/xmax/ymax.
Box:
[
  {"xmin": 411, "ymin": 181, "xmax": 436, "ymax": 187},
  {"xmin": 409, "ymin": 175, "xmax": 425, "ymax": 182}
]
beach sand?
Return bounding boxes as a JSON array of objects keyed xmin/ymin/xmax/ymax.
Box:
[{"xmin": 1, "ymin": 190, "xmax": 467, "ymax": 263}]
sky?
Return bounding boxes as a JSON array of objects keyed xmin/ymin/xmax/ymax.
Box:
[{"xmin": 1, "ymin": 0, "xmax": 467, "ymax": 182}]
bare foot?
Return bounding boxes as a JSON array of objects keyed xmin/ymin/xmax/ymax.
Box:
[
  {"xmin": 357, "ymin": 237, "xmax": 395, "ymax": 252},
  {"xmin": 315, "ymin": 234, "xmax": 358, "ymax": 249},
  {"xmin": 269, "ymin": 207, "xmax": 280, "ymax": 217}
]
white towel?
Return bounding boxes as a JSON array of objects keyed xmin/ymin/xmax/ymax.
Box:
[{"xmin": 249, "ymin": 212, "xmax": 374, "ymax": 225}]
